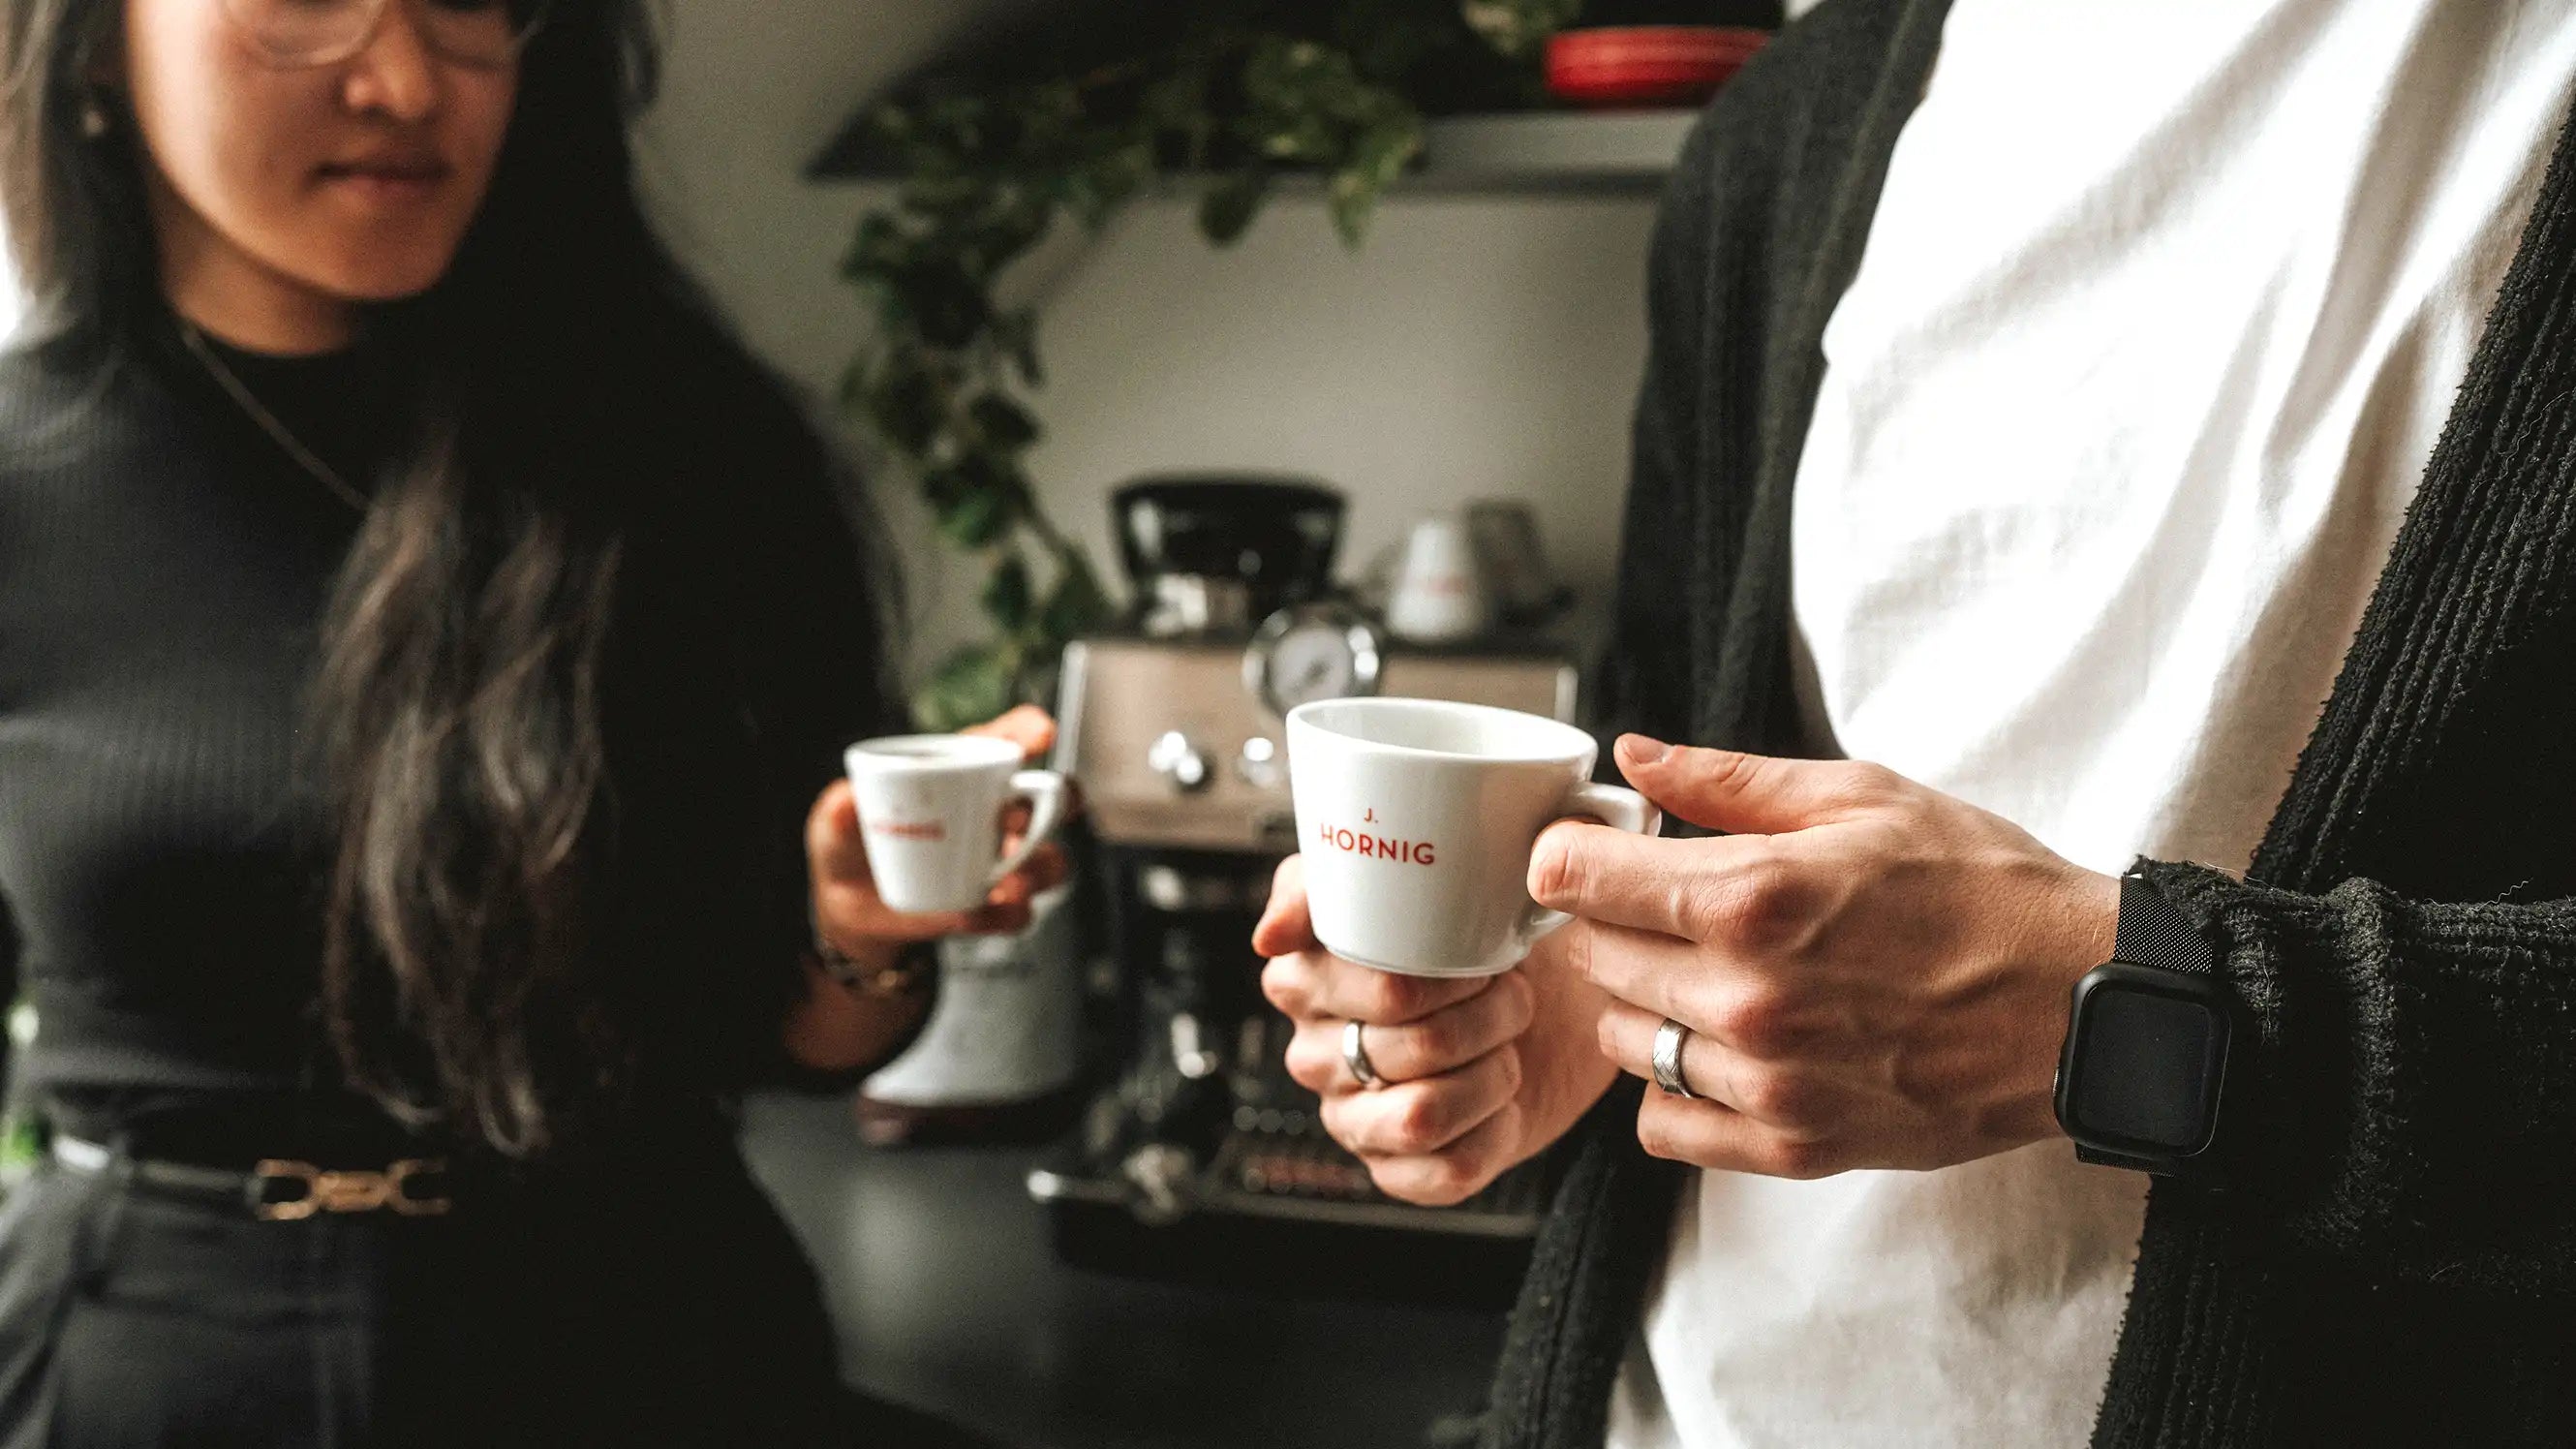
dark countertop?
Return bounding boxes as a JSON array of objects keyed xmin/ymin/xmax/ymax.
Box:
[{"xmin": 740, "ymin": 1093, "xmax": 1511, "ymax": 1449}]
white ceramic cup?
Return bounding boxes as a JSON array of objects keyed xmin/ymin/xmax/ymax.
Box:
[
  {"xmin": 843, "ymin": 734, "xmax": 1070, "ymax": 915},
  {"xmin": 1286, "ymin": 697, "xmax": 1660, "ymax": 977}
]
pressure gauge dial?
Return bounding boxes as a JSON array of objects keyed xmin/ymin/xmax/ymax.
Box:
[{"xmin": 1243, "ymin": 602, "xmax": 1385, "ymax": 718}]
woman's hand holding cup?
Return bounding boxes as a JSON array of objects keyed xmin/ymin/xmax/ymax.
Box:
[
  {"xmin": 792, "ymin": 706, "xmax": 1068, "ymax": 1073},
  {"xmin": 809, "ymin": 704, "xmax": 1072, "ymax": 950}
]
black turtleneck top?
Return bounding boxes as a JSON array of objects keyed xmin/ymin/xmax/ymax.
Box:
[{"xmin": 0, "ymin": 320, "xmax": 888, "ymax": 1160}]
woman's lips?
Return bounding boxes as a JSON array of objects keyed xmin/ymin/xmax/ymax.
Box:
[{"xmin": 317, "ymin": 160, "xmax": 451, "ymax": 203}]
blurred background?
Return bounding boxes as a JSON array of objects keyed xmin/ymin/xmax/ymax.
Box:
[{"xmin": 630, "ymin": 0, "xmax": 1800, "ymax": 683}]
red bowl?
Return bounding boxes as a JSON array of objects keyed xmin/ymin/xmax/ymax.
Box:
[
  {"xmin": 1546, "ymin": 26, "xmax": 1769, "ymax": 109},
  {"xmin": 1551, "ymin": 25, "xmax": 1770, "ymax": 64}
]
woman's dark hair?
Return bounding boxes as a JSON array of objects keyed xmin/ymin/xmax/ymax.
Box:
[{"xmin": 0, "ymin": 0, "xmax": 897, "ymax": 1156}]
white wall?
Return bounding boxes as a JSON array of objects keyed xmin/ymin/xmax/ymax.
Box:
[
  {"xmin": 636, "ymin": 1, "xmax": 1026, "ymax": 382},
  {"xmin": 1018, "ymin": 193, "xmax": 1653, "ymax": 642},
  {"xmin": 640, "ymin": 4, "xmax": 1660, "ymax": 679}
]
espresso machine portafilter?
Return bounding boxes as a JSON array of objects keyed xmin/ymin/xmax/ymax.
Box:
[{"xmin": 1030, "ymin": 476, "xmax": 1580, "ymax": 1307}]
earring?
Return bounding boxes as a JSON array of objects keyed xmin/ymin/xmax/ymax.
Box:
[{"xmin": 77, "ymin": 94, "xmax": 107, "ymax": 139}]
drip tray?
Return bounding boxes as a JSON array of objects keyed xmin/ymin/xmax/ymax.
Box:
[{"xmin": 1027, "ymin": 1118, "xmax": 1552, "ymax": 1310}]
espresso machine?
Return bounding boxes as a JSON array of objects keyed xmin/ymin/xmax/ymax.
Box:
[{"xmin": 1031, "ymin": 476, "xmax": 1579, "ymax": 1307}]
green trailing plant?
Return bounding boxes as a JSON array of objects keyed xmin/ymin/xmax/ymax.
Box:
[{"xmin": 839, "ymin": 0, "xmax": 1581, "ymax": 729}]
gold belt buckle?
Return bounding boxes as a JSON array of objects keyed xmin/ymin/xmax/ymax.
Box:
[{"xmin": 251, "ymin": 1158, "xmax": 453, "ymax": 1220}]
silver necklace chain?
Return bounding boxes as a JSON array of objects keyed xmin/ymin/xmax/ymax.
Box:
[{"xmin": 177, "ymin": 321, "xmax": 371, "ymax": 515}]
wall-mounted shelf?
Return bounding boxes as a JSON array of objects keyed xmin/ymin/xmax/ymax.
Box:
[
  {"xmin": 807, "ymin": 108, "xmax": 1700, "ymax": 196},
  {"xmin": 1414, "ymin": 110, "xmax": 1697, "ymax": 194}
]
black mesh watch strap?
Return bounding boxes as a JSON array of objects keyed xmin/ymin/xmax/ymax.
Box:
[{"xmin": 2113, "ymin": 871, "xmax": 2217, "ymax": 976}]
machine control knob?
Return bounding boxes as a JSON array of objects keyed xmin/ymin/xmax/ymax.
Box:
[
  {"xmin": 1122, "ymin": 1143, "xmax": 1197, "ymax": 1227},
  {"xmin": 1235, "ymin": 736, "xmax": 1284, "ymax": 789},
  {"xmin": 1169, "ymin": 1013, "xmax": 1221, "ymax": 1081},
  {"xmin": 1148, "ymin": 730, "xmax": 1211, "ymax": 792},
  {"xmin": 1253, "ymin": 809, "xmax": 1299, "ymax": 852}
]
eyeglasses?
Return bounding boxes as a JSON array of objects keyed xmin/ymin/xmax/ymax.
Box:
[{"xmin": 217, "ymin": 0, "xmax": 552, "ymax": 71}]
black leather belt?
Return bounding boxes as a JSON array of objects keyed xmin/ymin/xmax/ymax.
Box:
[{"xmin": 50, "ymin": 1134, "xmax": 456, "ymax": 1220}]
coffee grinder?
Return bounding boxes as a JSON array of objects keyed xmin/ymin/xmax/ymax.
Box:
[{"xmin": 1033, "ymin": 475, "xmax": 1580, "ymax": 1308}]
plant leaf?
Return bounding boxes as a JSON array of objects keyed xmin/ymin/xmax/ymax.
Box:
[
  {"xmin": 983, "ymin": 552, "xmax": 1035, "ymax": 633},
  {"xmin": 899, "ymin": 172, "xmax": 988, "ymax": 219},
  {"xmin": 1141, "ymin": 66, "xmax": 1210, "ymax": 134},
  {"xmin": 901, "ymin": 262, "xmax": 990, "ymax": 351},
  {"xmin": 1198, "ymin": 168, "xmax": 1272, "ymax": 246},
  {"xmin": 962, "ymin": 196, "xmax": 1054, "ymax": 280},
  {"xmin": 993, "ymin": 310, "xmax": 1044, "ymax": 387},
  {"xmin": 913, "ymin": 643, "xmax": 1020, "ymax": 732},
  {"xmin": 839, "ymin": 213, "xmax": 912, "ymax": 283},
  {"xmin": 967, "ymin": 393, "xmax": 1042, "ymax": 453},
  {"xmin": 934, "ymin": 477, "xmax": 1015, "ymax": 547},
  {"xmin": 1327, "ymin": 111, "xmax": 1423, "ymax": 245},
  {"xmin": 1352, "ymin": 111, "xmax": 1425, "ymax": 189},
  {"xmin": 1036, "ymin": 548, "xmax": 1114, "ymax": 645},
  {"xmin": 863, "ymin": 357, "xmax": 947, "ymax": 456},
  {"xmin": 1065, "ymin": 139, "xmax": 1156, "ymax": 231},
  {"xmin": 1458, "ymin": 0, "xmax": 1585, "ymax": 59},
  {"xmin": 866, "ymin": 102, "xmax": 913, "ymax": 144}
]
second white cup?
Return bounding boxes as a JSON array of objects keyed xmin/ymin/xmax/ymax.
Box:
[{"xmin": 843, "ymin": 734, "xmax": 1069, "ymax": 914}]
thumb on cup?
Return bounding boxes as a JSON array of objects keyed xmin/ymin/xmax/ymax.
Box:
[
  {"xmin": 1612, "ymin": 735, "xmax": 1843, "ymax": 836},
  {"xmin": 807, "ymin": 778, "xmax": 874, "ymax": 885},
  {"xmin": 1251, "ymin": 854, "xmax": 1316, "ymax": 958}
]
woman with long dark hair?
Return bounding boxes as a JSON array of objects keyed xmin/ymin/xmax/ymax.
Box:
[{"xmin": 0, "ymin": 0, "xmax": 1054, "ymax": 1442}]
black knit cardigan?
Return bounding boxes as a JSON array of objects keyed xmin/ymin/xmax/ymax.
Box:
[{"xmin": 1485, "ymin": 1, "xmax": 2576, "ymax": 1444}]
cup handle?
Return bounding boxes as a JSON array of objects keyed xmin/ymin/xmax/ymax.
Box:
[
  {"xmin": 1517, "ymin": 782, "xmax": 1661, "ymax": 950},
  {"xmin": 989, "ymin": 770, "xmax": 1070, "ymax": 885}
]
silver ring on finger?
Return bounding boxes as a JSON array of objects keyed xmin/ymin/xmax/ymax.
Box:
[
  {"xmin": 1651, "ymin": 1018, "xmax": 1698, "ymax": 1100},
  {"xmin": 1342, "ymin": 1019, "xmax": 1384, "ymax": 1089}
]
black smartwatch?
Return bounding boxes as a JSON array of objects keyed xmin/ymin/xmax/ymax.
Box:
[{"xmin": 2052, "ymin": 872, "xmax": 2234, "ymax": 1176}]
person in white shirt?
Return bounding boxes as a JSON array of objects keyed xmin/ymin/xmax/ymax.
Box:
[{"xmin": 1257, "ymin": 0, "xmax": 2576, "ymax": 1443}]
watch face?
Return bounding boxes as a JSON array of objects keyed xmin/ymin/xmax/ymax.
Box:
[
  {"xmin": 2059, "ymin": 965, "xmax": 2229, "ymax": 1156},
  {"xmin": 1245, "ymin": 603, "xmax": 1383, "ymax": 716}
]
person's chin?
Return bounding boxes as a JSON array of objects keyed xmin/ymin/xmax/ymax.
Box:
[{"xmin": 319, "ymin": 252, "xmax": 461, "ymax": 303}]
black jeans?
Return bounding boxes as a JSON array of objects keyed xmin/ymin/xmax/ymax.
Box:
[{"xmin": 0, "ymin": 1150, "xmax": 996, "ymax": 1448}]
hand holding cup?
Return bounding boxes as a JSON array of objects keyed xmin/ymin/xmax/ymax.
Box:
[
  {"xmin": 809, "ymin": 705, "xmax": 1071, "ymax": 946},
  {"xmin": 1256, "ymin": 854, "xmax": 1623, "ymax": 1206},
  {"xmin": 1255, "ymin": 696, "xmax": 1657, "ymax": 1205}
]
